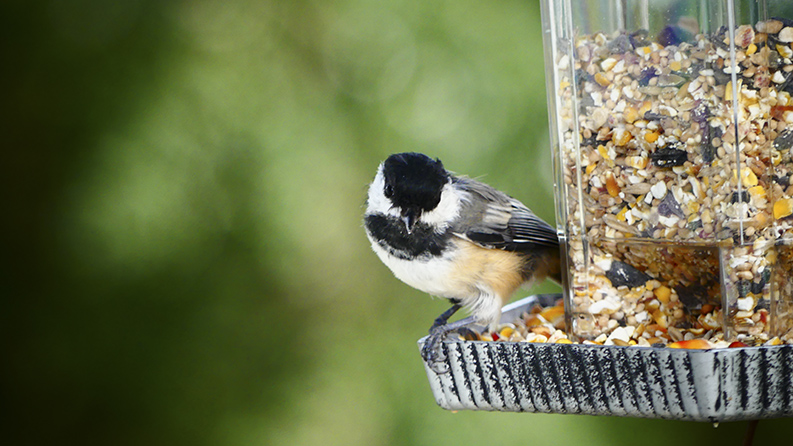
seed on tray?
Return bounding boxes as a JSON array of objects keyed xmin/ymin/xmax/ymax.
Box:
[{"xmin": 668, "ymin": 339, "xmax": 714, "ymax": 349}]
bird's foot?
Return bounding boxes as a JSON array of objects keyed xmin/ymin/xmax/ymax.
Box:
[
  {"xmin": 421, "ymin": 325, "xmax": 451, "ymax": 374},
  {"xmin": 421, "ymin": 324, "xmax": 481, "ymax": 374}
]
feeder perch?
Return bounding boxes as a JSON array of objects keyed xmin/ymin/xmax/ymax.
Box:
[{"xmin": 419, "ymin": 294, "xmax": 793, "ymax": 421}]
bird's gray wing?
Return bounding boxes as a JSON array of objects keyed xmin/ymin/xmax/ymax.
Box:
[{"xmin": 451, "ymin": 177, "xmax": 559, "ymax": 251}]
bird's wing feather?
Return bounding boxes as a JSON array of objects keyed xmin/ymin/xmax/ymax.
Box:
[{"xmin": 451, "ymin": 177, "xmax": 558, "ymax": 251}]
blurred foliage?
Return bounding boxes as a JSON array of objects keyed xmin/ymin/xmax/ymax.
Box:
[{"xmin": 4, "ymin": 0, "xmax": 791, "ymax": 445}]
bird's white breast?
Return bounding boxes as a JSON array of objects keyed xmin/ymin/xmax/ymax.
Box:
[{"xmin": 368, "ymin": 238, "xmax": 463, "ymax": 298}]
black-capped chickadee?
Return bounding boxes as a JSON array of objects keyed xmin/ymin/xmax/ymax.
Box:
[{"xmin": 364, "ymin": 152, "xmax": 561, "ymax": 366}]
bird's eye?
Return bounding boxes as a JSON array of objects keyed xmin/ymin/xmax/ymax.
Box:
[{"xmin": 384, "ymin": 184, "xmax": 394, "ymax": 198}]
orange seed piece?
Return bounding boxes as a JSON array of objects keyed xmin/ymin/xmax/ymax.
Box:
[
  {"xmin": 594, "ymin": 72, "xmax": 611, "ymax": 87},
  {"xmin": 606, "ymin": 173, "xmax": 620, "ymax": 197},
  {"xmin": 500, "ymin": 327, "xmax": 515, "ymax": 339},
  {"xmin": 539, "ymin": 306, "xmax": 565, "ymax": 322},
  {"xmin": 668, "ymin": 339, "xmax": 713, "ymax": 349},
  {"xmin": 644, "ymin": 131, "xmax": 660, "ymax": 143},
  {"xmin": 654, "ymin": 285, "xmax": 671, "ymax": 304},
  {"xmin": 613, "ymin": 128, "xmax": 632, "ymax": 146}
]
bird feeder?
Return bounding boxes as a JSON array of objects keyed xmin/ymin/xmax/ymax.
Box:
[{"xmin": 419, "ymin": 0, "xmax": 793, "ymax": 422}]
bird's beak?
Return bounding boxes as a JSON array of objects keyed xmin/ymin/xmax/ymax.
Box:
[{"xmin": 401, "ymin": 210, "xmax": 418, "ymax": 234}]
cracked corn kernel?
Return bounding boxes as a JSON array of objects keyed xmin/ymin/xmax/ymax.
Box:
[
  {"xmin": 741, "ymin": 167, "xmax": 759, "ymax": 186},
  {"xmin": 654, "ymin": 285, "xmax": 671, "ymax": 303},
  {"xmin": 597, "ymin": 144, "xmax": 610, "ymax": 160},
  {"xmin": 777, "ymin": 44, "xmax": 793, "ymax": 59},
  {"xmin": 774, "ymin": 198, "xmax": 793, "ymax": 219},
  {"xmin": 499, "ymin": 327, "xmax": 515, "ymax": 339},
  {"xmin": 613, "ymin": 128, "xmax": 632, "ymax": 146},
  {"xmin": 594, "ymin": 72, "xmax": 610, "ymax": 86},
  {"xmin": 623, "ymin": 106, "xmax": 639, "ymax": 123},
  {"xmin": 626, "ymin": 155, "xmax": 648, "ymax": 169},
  {"xmin": 651, "ymin": 309, "xmax": 668, "ymax": 328},
  {"xmin": 766, "ymin": 337, "xmax": 783, "ymax": 346},
  {"xmin": 539, "ymin": 305, "xmax": 564, "ymax": 322},
  {"xmin": 601, "ymin": 57, "xmax": 617, "ymax": 72},
  {"xmin": 616, "ymin": 206, "xmax": 629, "ymax": 221},
  {"xmin": 748, "ymin": 185, "xmax": 766, "ymax": 198}
]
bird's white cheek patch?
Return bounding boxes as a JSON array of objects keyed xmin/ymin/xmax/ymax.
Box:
[
  {"xmin": 366, "ymin": 166, "xmax": 400, "ymax": 218},
  {"xmin": 419, "ymin": 183, "xmax": 463, "ymax": 228}
]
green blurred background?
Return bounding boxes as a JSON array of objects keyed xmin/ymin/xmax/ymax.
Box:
[{"xmin": 6, "ymin": 0, "xmax": 791, "ymax": 444}]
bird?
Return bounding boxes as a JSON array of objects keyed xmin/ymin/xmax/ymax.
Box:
[{"xmin": 363, "ymin": 152, "xmax": 561, "ymax": 368}]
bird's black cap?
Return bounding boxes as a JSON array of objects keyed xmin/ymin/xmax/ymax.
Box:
[{"xmin": 382, "ymin": 152, "xmax": 448, "ymax": 213}]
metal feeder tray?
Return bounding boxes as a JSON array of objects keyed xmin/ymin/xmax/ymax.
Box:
[{"xmin": 418, "ymin": 294, "xmax": 793, "ymax": 422}]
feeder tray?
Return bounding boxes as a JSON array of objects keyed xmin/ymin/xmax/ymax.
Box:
[{"xmin": 418, "ymin": 294, "xmax": 793, "ymax": 422}]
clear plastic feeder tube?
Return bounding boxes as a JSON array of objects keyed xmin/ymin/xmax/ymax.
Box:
[{"xmin": 540, "ymin": 0, "xmax": 793, "ymax": 345}]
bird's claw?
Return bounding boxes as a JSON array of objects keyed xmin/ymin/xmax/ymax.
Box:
[
  {"xmin": 421, "ymin": 304, "xmax": 476, "ymax": 374},
  {"xmin": 420, "ymin": 325, "xmax": 482, "ymax": 374},
  {"xmin": 421, "ymin": 327, "xmax": 451, "ymax": 373}
]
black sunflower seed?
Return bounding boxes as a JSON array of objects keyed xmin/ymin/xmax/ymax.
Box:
[
  {"xmin": 774, "ymin": 128, "xmax": 793, "ymax": 151},
  {"xmin": 650, "ymin": 147, "xmax": 688, "ymax": 167},
  {"xmin": 605, "ymin": 261, "xmax": 652, "ymax": 289}
]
